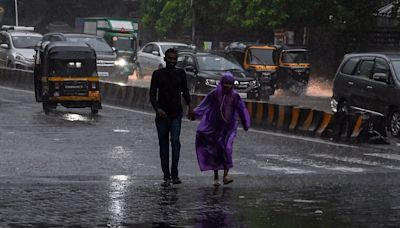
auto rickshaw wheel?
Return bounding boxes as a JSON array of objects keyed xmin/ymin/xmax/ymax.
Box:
[
  {"xmin": 42, "ymin": 102, "xmax": 51, "ymax": 114},
  {"xmin": 91, "ymin": 109, "xmax": 99, "ymax": 115}
]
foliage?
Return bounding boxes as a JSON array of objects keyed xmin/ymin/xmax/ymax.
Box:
[{"xmin": 140, "ymin": 0, "xmax": 389, "ymax": 38}]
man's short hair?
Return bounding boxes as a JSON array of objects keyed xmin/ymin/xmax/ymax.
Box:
[{"xmin": 165, "ymin": 48, "xmax": 178, "ymax": 56}]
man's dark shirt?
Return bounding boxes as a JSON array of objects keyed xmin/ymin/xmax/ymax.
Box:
[{"xmin": 150, "ymin": 67, "xmax": 191, "ymax": 118}]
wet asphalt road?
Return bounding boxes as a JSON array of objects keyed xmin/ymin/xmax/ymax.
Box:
[{"xmin": 1, "ymin": 86, "xmax": 400, "ymax": 227}]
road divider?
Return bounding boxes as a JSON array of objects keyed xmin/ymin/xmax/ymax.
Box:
[{"xmin": 0, "ymin": 67, "xmax": 387, "ymax": 143}]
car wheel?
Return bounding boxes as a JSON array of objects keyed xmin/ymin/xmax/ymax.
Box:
[
  {"xmin": 333, "ymin": 100, "xmax": 351, "ymax": 140},
  {"xmin": 388, "ymin": 109, "xmax": 400, "ymax": 138},
  {"xmin": 7, "ymin": 61, "xmax": 14, "ymax": 69},
  {"xmin": 189, "ymin": 82, "xmax": 197, "ymax": 94},
  {"xmin": 337, "ymin": 100, "xmax": 350, "ymax": 114}
]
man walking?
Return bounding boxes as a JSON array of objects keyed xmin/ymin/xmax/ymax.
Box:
[{"xmin": 150, "ymin": 48, "xmax": 194, "ymax": 187}]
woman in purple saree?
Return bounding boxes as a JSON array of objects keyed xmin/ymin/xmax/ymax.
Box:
[{"xmin": 194, "ymin": 72, "xmax": 251, "ymax": 186}]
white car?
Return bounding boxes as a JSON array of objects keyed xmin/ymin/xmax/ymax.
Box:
[
  {"xmin": 135, "ymin": 41, "xmax": 189, "ymax": 78},
  {"xmin": 0, "ymin": 26, "xmax": 43, "ymax": 70}
]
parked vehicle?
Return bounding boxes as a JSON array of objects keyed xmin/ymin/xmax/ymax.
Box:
[
  {"xmin": 332, "ymin": 52, "xmax": 400, "ymax": 138},
  {"xmin": 135, "ymin": 41, "xmax": 189, "ymax": 78},
  {"xmin": 225, "ymin": 42, "xmax": 278, "ymax": 99},
  {"xmin": 33, "ymin": 41, "xmax": 102, "ymax": 114},
  {"xmin": 277, "ymin": 45, "xmax": 311, "ymax": 94},
  {"xmin": 176, "ymin": 49, "xmax": 261, "ymax": 100},
  {"xmin": 0, "ymin": 25, "xmax": 42, "ymax": 70},
  {"xmin": 42, "ymin": 33, "xmax": 130, "ymax": 82}
]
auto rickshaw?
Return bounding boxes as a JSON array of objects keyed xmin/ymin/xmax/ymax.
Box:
[
  {"xmin": 34, "ymin": 41, "xmax": 102, "ymax": 114},
  {"xmin": 225, "ymin": 42, "xmax": 279, "ymax": 99},
  {"xmin": 277, "ymin": 46, "xmax": 311, "ymax": 94}
]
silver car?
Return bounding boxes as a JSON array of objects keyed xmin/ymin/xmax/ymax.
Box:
[
  {"xmin": 0, "ymin": 26, "xmax": 43, "ymax": 70},
  {"xmin": 135, "ymin": 41, "xmax": 188, "ymax": 79}
]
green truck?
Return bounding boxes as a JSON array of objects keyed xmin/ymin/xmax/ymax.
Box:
[
  {"xmin": 78, "ymin": 17, "xmax": 138, "ymax": 57},
  {"xmin": 76, "ymin": 17, "xmax": 139, "ymax": 77}
]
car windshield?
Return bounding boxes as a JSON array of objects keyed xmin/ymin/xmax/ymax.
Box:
[
  {"xmin": 282, "ymin": 51, "xmax": 309, "ymax": 63},
  {"xmin": 113, "ymin": 37, "xmax": 135, "ymax": 51},
  {"xmin": 12, "ymin": 36, "xmax": 42, "ymax": 49},
  {"xmin": 248, "ymin": 48, "xmax": 275, "ymax": 65},
  {"xmin": 160, "ymin": 44, "xmax": 188, "ymax": 53},
  {"xmin": 197, "ymin": 54, "xmax": 244, "ymax": 71},
  {"xmin": 391, "ymin": 60, "xmax": 400, "ymax": 81},
  {"xmin": 66, "ymin": 36, "xmax": 113, "ymax": 52}
]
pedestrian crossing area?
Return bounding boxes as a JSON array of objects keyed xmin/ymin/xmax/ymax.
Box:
[{"xmin": 234, "ymin": 151, "xmax": 400, "ymax": 175}]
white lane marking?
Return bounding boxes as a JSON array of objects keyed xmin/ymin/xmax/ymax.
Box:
[
  {"xmin": 311, "ymin": 153, "xmax": 400, "ymax": 171},
  {"xmin": 256, "ymin": 154, "xmax": 364, "ymax": 173},
  {"xmin": 113, "ymin": 129, "xmax": 130, "ymax": 133},
  {"xmin": 364, "ymin": 153, "xmax": 400, "ymax": 161},
  {"xmin": 0, "ymin": 86, "xmax": 369, "ymax": 149},
  {"xmin": 236, "ymin": 157, "xmax": 314, "ymax": 174},
  {"xmin": 228, "ymin": 170, "xmax": 247, "ymax": 175},
  {"xmin": 293, "ymin": 199, "xmax": 320, "ymax": 203},
  {"xmin": 0, "ymin": 85, "xmax": 34, "ymax": 94},
  {"xmin": 0, "ymin": 97, "xmax": 19, "ymax": 103},
  {"xmin": 249, "ymin": 128, "xmax": 358, "ymax": 149},
  {"xmin": 258, "ymin": 164, "xmax": 314, "ymax": 174}
]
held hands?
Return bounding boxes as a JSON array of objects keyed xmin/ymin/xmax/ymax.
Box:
[{"xmin": 187, "ymin": 107, "xmax": 196, "ymax": 121}]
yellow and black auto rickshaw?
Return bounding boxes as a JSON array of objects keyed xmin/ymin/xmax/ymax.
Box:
[
  {"xmin": 225, "ymin": 42, "xmax": 279, "ymax": 99},
  {"xmin": 34, "ymin": 41, "xmax": 102, "ymax": 114},
  {"xmin": 277, "ymin": 46, "xmax": 311, "ymax": 94}
]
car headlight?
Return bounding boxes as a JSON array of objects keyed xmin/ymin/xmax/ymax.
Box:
[
  {"xmin": 249, "ymin": 80, "xmax": 257, "ymax": 87},
  {"xmin": 115, "ymin": 58, "xmax": 128, "ymax": 67},
  {"xmin": 15, "ymin": 53, "xmax": 25, "ymax": 61},
  {"xmin": 205, "ymin": 79, "xmax": 219, "ymax": 87}
]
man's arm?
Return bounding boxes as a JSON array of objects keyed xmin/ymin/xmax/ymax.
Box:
[{"xmin": 149, "ymin": 71, "xmax": 159, "ymax": 112}]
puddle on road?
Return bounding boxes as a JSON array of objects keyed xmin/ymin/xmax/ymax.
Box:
[{"xmin": 61, "ymin": 113, "xmax": 93, "ymax": 122}]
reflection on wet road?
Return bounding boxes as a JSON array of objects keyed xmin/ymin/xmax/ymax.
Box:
[{"xmin": 1, "ymin": 174, "xmax": 400, "ymax": 227}]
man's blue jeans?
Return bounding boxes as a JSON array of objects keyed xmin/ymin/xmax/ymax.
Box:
[{"xmin": 156, "ymin": 116, "xmax": 182, "ymax": 180}]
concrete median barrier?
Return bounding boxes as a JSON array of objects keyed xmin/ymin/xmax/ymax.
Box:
[{"xmin": 0, "ymin": 67, "xmax": 387, "ymax": 143}]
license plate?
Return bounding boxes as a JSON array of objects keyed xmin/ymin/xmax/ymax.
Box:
[
  {"xmin": 239, "ymin": 93, "xmax": 247, "ymax": 99},
  {"xmin": 64, "ymin": 85, "xmax": 84, "ymax": 89},
  {"xmin": 98, "ymin": 72, "xmax": 109, "ymax": 77}
]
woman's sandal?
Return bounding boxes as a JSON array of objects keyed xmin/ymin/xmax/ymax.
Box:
[{"xmin": 223, "ymin": 176, "xmax": 233, "ymax": 185}]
